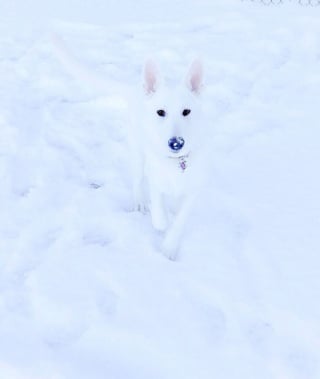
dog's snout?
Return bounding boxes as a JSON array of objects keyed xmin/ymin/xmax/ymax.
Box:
[{"xmin": 168, "ymin": 136, "xmax": 185, "ymax": 153}]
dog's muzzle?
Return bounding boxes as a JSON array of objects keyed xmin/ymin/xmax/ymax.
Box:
[{"xmin": 168, "ymin": 136, "xmax": 185, "ymax": 153}]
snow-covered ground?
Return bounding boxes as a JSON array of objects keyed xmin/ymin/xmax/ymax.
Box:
[{"xmin": 1, "ymin": 1, "xmax": 320, "ymax": 378}]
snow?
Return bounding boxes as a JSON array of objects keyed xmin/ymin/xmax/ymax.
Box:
[{"xmin": 1, "ymin": 0, "xmax": 320, "ymax": 378}]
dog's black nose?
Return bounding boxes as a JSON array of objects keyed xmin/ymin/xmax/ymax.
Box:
[{"xmin": 168, "ymin": 136, "xmax": 185, "ymax": 152}]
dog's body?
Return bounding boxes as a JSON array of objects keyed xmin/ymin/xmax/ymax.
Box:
[
  {"xmin": 52, "ymin": 37, "xmax": 205, "ymax": 260},
  {"xmin": 128, "ymin": 60, "xmax": 205, "ymax": 259}
]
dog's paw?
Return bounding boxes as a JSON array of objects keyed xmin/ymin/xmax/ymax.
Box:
[
  {"xmin": 162, "ymin": 236, "xmax": 179, "ymax": 261},
  {"xmin": 134, "ymin": 203, "xmax": 149, "ymax": 214},
  {"xmin": 152, "ymin": 217, "xmax": 168, "ymax": 232},
  {"xmin": 136, "ymin": 204, "xmax": 149, "ymax": 214}
]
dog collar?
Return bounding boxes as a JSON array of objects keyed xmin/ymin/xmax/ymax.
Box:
[{"xmin": 168, "ymin": 153, "xmax": 189, "ymax": 172}]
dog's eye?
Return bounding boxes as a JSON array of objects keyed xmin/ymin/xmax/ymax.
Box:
[
  {"xmin": 182, "ymin": 109, "xmax": 191, "ymax": 117},
  {"xmin": 157, "ymin": 109, "xmax": 166, "ymax": 117}
]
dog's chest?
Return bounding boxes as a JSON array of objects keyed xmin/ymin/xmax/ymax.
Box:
[{"xmin": 145, "ymin": 157, "xmax": 189, "ymax": 197}]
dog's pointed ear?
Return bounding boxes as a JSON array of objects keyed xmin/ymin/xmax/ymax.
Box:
[
  {"xmin": 144, "ymin": 59, "xmax": 158, "ymax": 95},
  {"xmin": 186, "ymin": 59, "xmax": 203, "ymax": 94}
]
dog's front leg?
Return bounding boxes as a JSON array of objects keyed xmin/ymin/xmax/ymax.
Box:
[
  {"xmin": 130, "ymin": 151, "xmax": 148, "ymax": 213},
  {"xmin": 162, "ymin": 195, "xmax": 195, "ymax": 260},
  {"xmin": 150, "ymin": 188, "xmax": 168, "ymax": 232},
  {"xmin": 133, "ymin": 176, "xmax": 148, "ymax": 213}
]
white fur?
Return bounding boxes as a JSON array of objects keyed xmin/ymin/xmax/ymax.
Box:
[
  {"xmin": 51, "ymin": 37, "xmax": 206, "ymax": 260},
  {"xmin": 129, "ymin": 59, "xmax": 205, "ymax": 260}
]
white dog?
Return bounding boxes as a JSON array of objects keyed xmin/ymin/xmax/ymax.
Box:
[
  {"xmin": 52, "ymin": 37, "xmax": 205, "ymax": 259},
  {"xmin": 128, "ymin": 59, "xmax": 205, "ymax": 260}
]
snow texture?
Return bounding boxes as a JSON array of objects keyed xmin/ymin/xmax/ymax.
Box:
[{"xmin": 1, "ymin": 0, "xmax": 320, "ymax": 378}]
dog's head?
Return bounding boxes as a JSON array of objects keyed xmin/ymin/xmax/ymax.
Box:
[{"xmin": 142, "ymin": 59, "xmax": 204, "ymax": 158}]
